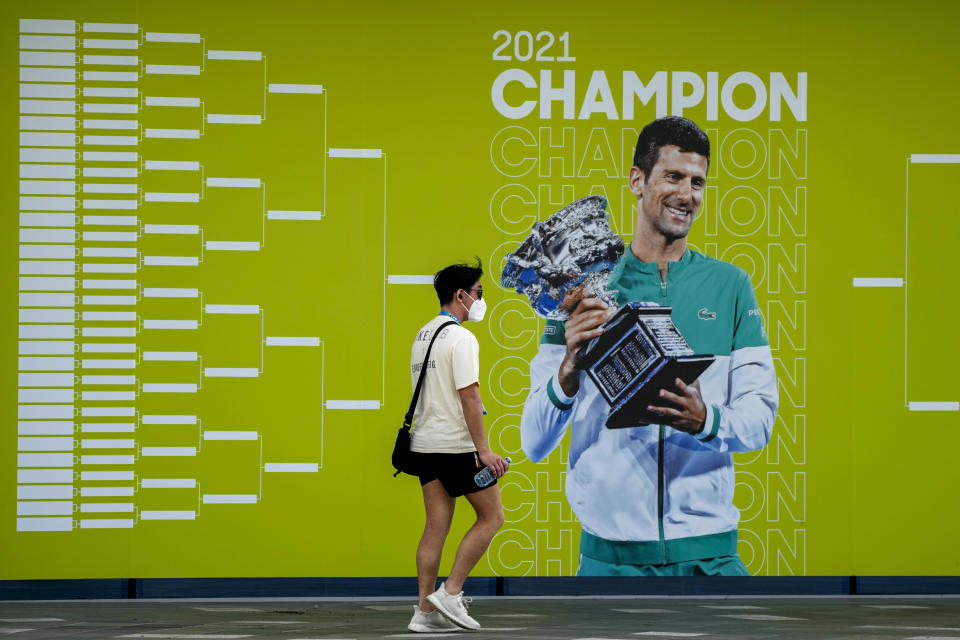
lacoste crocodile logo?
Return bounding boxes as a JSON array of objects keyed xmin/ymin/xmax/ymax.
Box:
[{"xmin": 698, "ymin": 308, "xmax": 717, "ymax": 320}]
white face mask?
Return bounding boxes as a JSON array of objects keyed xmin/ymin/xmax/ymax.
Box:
[{"xmin": 461, "ymin": 292, "xmax": 487, "ymax": 322}]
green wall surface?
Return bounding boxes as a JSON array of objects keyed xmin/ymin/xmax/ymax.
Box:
[{"xmin": 3, "ymin": 0, "xmax": 959, "ymax": 579}]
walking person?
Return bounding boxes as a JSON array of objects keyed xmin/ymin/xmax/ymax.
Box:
[{"xmin": 407, "ymin": 260, "xmax": 508, "ymax": 633}]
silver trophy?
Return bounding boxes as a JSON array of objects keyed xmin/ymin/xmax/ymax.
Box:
[{"xmin": 500, "ymin": 195, "xmax": 623, "ymax": 320}]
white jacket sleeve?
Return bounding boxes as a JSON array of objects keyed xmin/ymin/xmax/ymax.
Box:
[
  {"xmin": 520, "ymin": 343, "xmax": 577, "ymax": 463},
  {"xmin": 694, "ymin": 344, "xmax": 778, "ymax": 452},
  {"xmin": 691, "ymin": 269, "xmax": 779, "ymax": 453}
]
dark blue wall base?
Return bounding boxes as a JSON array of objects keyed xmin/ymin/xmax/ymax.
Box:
[
  {"xmin": 1, "ymin": 576, "xmax": 958, "ymax": 601},
  {"xmin": 502, "ymin": 576, "xmax": 852, "ymax": 596}
]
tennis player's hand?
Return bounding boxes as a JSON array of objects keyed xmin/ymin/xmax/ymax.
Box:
[
  {"xmin": 647, "ymin": 378, "xmax": 707, "ymax": 435},
  {"xmin": 558, "ymin": 298, "xmax": 615, "ymax": 396},
  {"xmin": 478, "ymin": 450, "xmax": 508, "ymax": 478}
]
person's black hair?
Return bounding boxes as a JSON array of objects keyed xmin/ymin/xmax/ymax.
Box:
[
  {"xmin": 434, "ymin": 258, "xmax": 483, "ymax": 305},
  {"xmin": 632, "ymin": 116, "xmax": 710, "ymax": 176}
]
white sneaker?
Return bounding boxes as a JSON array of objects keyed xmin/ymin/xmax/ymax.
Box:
[
  {"xmin": 408, "ymin": 604, "xmax": 460, "ymax": 633},
  {"xmin": 425, "ymin": 582, "xmax": 481, "ymax": 630}
]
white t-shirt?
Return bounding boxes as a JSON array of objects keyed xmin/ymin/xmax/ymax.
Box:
[{"xmin": 409, "ymin": 314, "xmax": 479, "ymax": 453}]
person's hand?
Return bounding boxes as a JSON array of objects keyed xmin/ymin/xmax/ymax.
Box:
[
  {"xmin": 647, "ymin": 378, "xmax": 707, "ymax": 435},
  {"xmin": 478, "ymin": 450, "xmax": 509, "ymax": 478},
  {"xmin": 563, "ymin": 297, "xmax": 614, "ymax": 359},
  {"xmin": 558, "ymin": 298, "xmax": 615, "ymax": 395}
]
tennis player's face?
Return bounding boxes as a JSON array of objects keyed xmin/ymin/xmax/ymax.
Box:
[{"xmin": 630, "ymin": 145, "xmax": 708, "ymax": 242}]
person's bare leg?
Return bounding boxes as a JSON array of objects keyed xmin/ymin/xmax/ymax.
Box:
[
  {"xmin": 417, "ymin": 480, "xmax": 455, "ymax": 611},
  {"xmin": 444, "ymin": 485, "xmax": 504, "ymax": 594}
]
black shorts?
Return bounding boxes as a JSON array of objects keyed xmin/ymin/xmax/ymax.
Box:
[{"xmin": 416, "ymin": 451, "xmax": 495, "ymax": 498}]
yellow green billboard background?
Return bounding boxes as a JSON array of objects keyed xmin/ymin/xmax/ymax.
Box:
[{"xmin": 3, "ymin": 0, "xmax": 959, "ymax": 579}]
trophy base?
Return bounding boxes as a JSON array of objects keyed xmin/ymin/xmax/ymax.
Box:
[
  {"xmin": 576, "ymin": 302, "xmax": 716, "ymax": 430},
  {"xmin": 604, "ymin": 355, "xmax": 715, "ymax": 429}
]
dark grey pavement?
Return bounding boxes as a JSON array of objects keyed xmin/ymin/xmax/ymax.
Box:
[{"xmin": 1, "ymin": 596, "xmax": 959, "ymax": 639}]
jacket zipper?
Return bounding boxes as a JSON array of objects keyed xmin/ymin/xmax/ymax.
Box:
[
  {"xmin": 657, "ymin": 424, "xmax": 666, "ymax": 561},
  {"xmin": 657, "ymin": 264, "xmax": 668, "ymax": 559}
]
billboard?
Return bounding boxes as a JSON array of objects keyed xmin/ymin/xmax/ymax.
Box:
[{"xmin": 3, "ymin": 0, "xmax": 959, "ymax": 579}]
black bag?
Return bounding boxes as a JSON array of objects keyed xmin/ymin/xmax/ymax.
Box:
[
  {"xmin": 393, "ymin": 320, "xmax": 458, "ymax": 477},
  {"xmin": 391, "ymin": 424, "xmax": 416, "ymax": 476}
]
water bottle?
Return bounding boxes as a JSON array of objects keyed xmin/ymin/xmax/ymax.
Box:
[{"xmin": 474, "ymin": 457, "xmax": 511, "ymax": 488}]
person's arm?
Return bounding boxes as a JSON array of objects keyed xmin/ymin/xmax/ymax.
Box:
[
  {"xmin": 521, "ymin": 298, "xmax": 614, "ymax": 462},
  {"xmin": 450, "ymin": 331, "xmax": 507, "ymax": 477},
  {"xmin": 650, "ymin": 272, "xmax": 777, "ymax": 451},
  {"xmin": 556, "ymin": 298, "xmax": 615, "ymax": 395},
  {"xmin": 458, "ymin": 383, "xmax": 507, "ymax": 477},
  {"xmin": 694, "ymin": 344, "xmax": 777, "ymax": 452},
  {"xmin": 520, "ymin": 341, "xmax": 574, "ymax": 462}
]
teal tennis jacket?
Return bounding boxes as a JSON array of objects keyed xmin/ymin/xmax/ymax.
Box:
[{"xmin": 521, "ymin": 248, "xmax": 778, "ymax": 564}]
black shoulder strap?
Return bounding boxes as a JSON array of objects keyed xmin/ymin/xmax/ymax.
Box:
[{"xmin": 405, "ymin": 320, "xmax": 459, "ymax": 428}]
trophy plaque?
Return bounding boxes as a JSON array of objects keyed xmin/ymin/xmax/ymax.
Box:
[{"xmin": 577, "ymin": 302, "xmax": 715, "ymax": 429}]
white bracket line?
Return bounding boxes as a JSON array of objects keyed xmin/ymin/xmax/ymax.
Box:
[
  {"xmin": 910, "ymin": 154, "xmax": 960, "ymax": 164},
  {"xmin": 851, "ymin": 278, "xmax": 903, "ymax": 287},
  {"xmin": 324, "ymin": 90, "xmax": 327, "ymax": 225},
  {"xmin": 909, "ymin": 402, "xmax": 959, "ymax": 412},
  {"xmin": 328, "ymin": 148, "xmax": 382, "ymax": 158},
  {"xmin": 382, "ymin": 153, "xmax": 387, "ymax": 406},
  {"xmin": 904, "ymin": 156, "xmax": 911, "ymax": 407},
  {"xmin": 388, "ymin": 275, "xmax": 433, "ymax": 285},
  {"xmin": 326, "ymin": 400, "xmax": 380, "ymax": 410},
  {"xmin": 326, "ymin": 148, "xmax": 387, "ymax": 404},
  {"xmin": 903, "ymin": 154, "xmax": 959, "ymax": 410}
]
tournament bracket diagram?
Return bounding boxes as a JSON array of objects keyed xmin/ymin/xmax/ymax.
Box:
[
  {"xmin": 852, "ymin": 154, "xmax": 959, "ymax": 415},
  {"xmin": 15, "ymin": 18, "xmax": 388, "ymax": 532}
]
